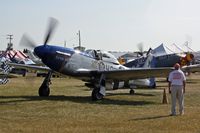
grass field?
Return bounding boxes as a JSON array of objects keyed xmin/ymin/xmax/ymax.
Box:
[{"xmin": 1, "ymin": 73, "xmax": 200, "ymax": 133}]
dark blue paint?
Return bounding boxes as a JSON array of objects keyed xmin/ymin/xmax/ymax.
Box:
[{"xmin": 34, "ymin": 45, "xmax": 75, "ymax": 71}]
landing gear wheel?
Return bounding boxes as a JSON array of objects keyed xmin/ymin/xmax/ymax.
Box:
[
  {"xmin": 92, "ymin": 87, "xmax": 104, "ymax": 101},
  {"xmin": 38, "ymin": 71, "xmax": 52, "ymax": 97},
  {"xmin": 39, "ymin": 85, "xmax": 50, "ymax": 97},
  {"xmin": 151, "ymin": 82, "xmax": 156, "ymax": 89},
  {"xmin": 129, "ymin": 89, "xmax": 135, "ymax": 95}
]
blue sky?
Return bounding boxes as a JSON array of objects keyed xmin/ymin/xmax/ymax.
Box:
[{"xmin": 0, "ymin": 0, "xmax": 200, "ymax": 51}]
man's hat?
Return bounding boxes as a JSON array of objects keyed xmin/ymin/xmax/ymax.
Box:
[{"xmin": 174, "ymin": 63, "xmax": 180, "ymax": 69}]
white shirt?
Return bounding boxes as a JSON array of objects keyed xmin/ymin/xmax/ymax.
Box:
[{"xmin": 168, "ymin": 69, "xmax": 186, "ymax": 86}]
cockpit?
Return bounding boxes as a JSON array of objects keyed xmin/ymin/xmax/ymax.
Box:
[{"xmin": 85, "ymin": 49, "xmax": 120, "ymax": 65}]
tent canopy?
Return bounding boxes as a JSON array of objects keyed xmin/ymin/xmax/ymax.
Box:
[{"xmin": 152, "ymin": 44, "xmax": 175, "ymax": 56}]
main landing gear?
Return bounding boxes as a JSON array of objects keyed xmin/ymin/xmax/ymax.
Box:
[
  {"xmin": 91, "ymin": 74, "xmax": 106, "ymax": 101},
  {"xmin": 129, "ymin": 89, "xmax": 135, "ymax": 95},
  {"xmin": 92, "ymin": 86, "xmax": 104, "ymax": 100},
  {"xmin": 38, "ymin": 71, "xmax": 52, "ymax": 97}
]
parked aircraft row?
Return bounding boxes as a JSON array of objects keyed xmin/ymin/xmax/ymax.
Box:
[{"xmin": 1, "ymin": 18, "xmax": 200, "ymax": 100}]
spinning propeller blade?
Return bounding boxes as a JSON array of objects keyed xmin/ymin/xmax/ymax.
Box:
[
  {"xmin": 43, "ymin": 17, "xmax": 58, "ymax": 45},
  {"xmin": 19, "ymin": 34, "xmax": 37, "ymax": 49},
  {"xmin": 19, "ymin": 17, "xmax": 59, "ymax": 50}
]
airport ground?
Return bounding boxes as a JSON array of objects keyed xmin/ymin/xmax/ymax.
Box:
[{"xmin": 0, "ymin": 73, "xmax": 200, "ymax": 133}]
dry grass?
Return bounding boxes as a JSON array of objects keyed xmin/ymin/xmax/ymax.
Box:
[{"xmin": 0, "ymin": 74, "xmax": 200, "ymax": 133}]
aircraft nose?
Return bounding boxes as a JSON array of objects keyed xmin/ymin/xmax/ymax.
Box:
[{"xmin": 34, "ymin": 45, "xmax": 45, "ymax": 59}]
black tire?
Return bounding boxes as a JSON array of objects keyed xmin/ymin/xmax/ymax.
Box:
[
  {"xmin": 113, "ymin": 81, "xmax": 119, "ymax": 90},
  {"xmin": 149, "ymin": 82, "xmax": 156, "ymax": 89},
  {"xmin": 129, "ymin": 89, "xmax": 135, "ymax": 95},
  {"xmin": 91, "ymin": 87, "xmax": 104, "ymax": 100},
  {"xmin": 22, "ymin": 70, "xmax": 26, "ymax": 77},
  {"xmin": 38, "ymin": 85, "xmax": 50, "ymax": 97}
]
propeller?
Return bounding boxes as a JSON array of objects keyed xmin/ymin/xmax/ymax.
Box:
[
  {"xmin": 44, "ymin": 17, "xmax": 58, "ymax": 45},
  {"xmin": 19, "ymin": 17, "xmax": 58, "ymax": 49},
  {"xmin": 19, "ymin": 34, "xmax": 37, "ymax": 49}
]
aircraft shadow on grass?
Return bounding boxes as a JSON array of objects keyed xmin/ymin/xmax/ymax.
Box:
[
  {"xmin": 106, "ymin": 92, "xmax": 155, "ymax": 97},
  {"xmin": 129, "ymin": 115, "xmax": 171, "ymax": 121},
  {"xmin": 156, "ymin": 85, "xmax": 168, "ymax": 88},
  {"xmin": 0, "ymin": 95, "xmax": 157, "ymax": 106}
]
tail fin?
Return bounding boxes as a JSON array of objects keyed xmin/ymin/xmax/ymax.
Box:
[
  {"xmin": 142, "ymin": 53, "xmax": 156, "ymax": 68},
  {"xmin": 143, "ymin": 53, "xmax": 156, "ymax": 88}
]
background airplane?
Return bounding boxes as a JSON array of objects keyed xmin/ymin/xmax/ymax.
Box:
[
  {"xmin": 3, "ymin": 18, "xmax": 200, "ymax": 100},
  {"xmin": 125, "ymin": 44, "xmax": 194, "ymax": 68},
  {"xmin": 122, "ymin": 44, "xmax": 195, "ymax": 88}
]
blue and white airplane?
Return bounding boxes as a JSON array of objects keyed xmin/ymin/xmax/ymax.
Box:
[{"xmin": 5, "ymin": 18, "xmax": 200, "ymax": 100}]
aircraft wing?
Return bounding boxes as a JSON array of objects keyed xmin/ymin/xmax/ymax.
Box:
[
  {"xmin": 100, "ymin": 67, "xmax": 173, "ymax": 81},
  {"xmin": 182, "ymin": 64, "xmax": 200, "ymax": 73},
  {"xmin": 7, "ymin": 62, "xmax": 51, "ymax": 72},
  {"xmin": 7, "ymin": 62, "xmax": 200, "ymax": 81},
  {"xmin": 75, "ymin": 67, "xmax": 173, "ymax": 80},
  {"xmin": 101, "ymin": 64, "xmax": 200, "ymax": 81},
  {"xmin": 76, "ymin": 64, "xmax": 200, "ymax": 81}
]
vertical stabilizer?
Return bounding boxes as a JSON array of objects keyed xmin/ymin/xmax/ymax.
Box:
[
  {"xmin": 142, "ymin": 53, "xmax": 156, "ymax": 68},
  {"xmin": 142, "ymin": 53, "xmax": 156, "ymax": 88}
]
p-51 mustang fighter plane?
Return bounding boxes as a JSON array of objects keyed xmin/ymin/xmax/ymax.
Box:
[{"xmin": 3, "ymin": 18, "xmax": 200, "ymax": 100}]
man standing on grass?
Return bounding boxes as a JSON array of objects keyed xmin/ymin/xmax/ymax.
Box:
[{"xmin": 168, "ymin": 63, "xmax": 186, "ymax": 116}]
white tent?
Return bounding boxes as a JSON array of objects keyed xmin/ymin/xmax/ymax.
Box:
[
  {"xmin": 170, "ymin": 42, "xmax": 195, "ymax": 53},
  {"xmin": 181, "ymin": 41, "xmax": 195, "ymax": 52},
  {"xmin": 152, "ymin": 43, "xmax": 174, "ymax": 56},
  {"xmin": 170, "ymin": 43, "xmax": 185, "ymax": 53}
]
